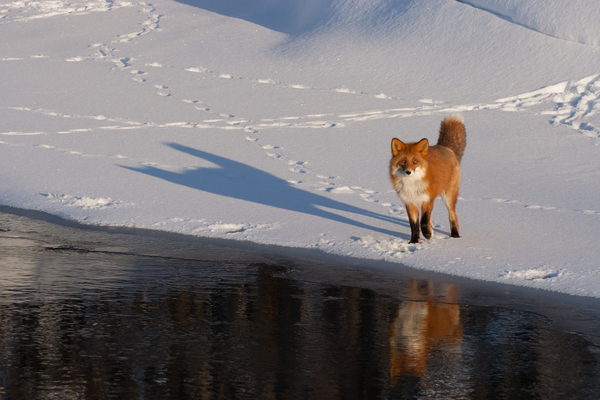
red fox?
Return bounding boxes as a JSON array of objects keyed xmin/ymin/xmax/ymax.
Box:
[{"xmin": 389, "ymin": 116, "xmax": 466, "ymax": 243}]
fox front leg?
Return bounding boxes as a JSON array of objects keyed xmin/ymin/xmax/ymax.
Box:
[
  {"xmin": 420, "ymin": 200, "xmax": 434, "ymax": 240},
  {"xmin": 405, "ymin": 203, "xmax": 421, "ymax": 243}
]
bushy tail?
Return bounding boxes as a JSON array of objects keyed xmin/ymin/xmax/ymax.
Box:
[{"xmin": 437, "ymin": 115, "xmax": 466, "ymax": 163}]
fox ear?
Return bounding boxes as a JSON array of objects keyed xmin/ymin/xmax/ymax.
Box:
[
  {"xmin": 391, "ymin": 138, "xmax": 406, "ymax": 156},
  {"xmin": 415, "ymin": 138, "xmax": 429, "ymax": 156}
]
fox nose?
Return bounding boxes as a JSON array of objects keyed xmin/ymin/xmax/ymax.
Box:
[{"xmin": 404, "ymin": 170, "xmax": 412, "ymax": 176}]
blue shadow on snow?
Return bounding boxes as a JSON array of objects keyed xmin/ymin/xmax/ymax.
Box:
[
  {"xmin": 122, "ymin": 143, "xmax": 408, "ymax": 238},
  {"xmin": 174, "ymin": 0, "xmax": 416, "ymax": 36},
  {"xmin": 173, "ymin": 0, "xmax": 334, "ymax": 36}
]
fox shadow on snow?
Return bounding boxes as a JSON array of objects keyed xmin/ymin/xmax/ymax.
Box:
[{"xmin": 123, "ymin": 143, "xmax": 409, "ymax": 239}]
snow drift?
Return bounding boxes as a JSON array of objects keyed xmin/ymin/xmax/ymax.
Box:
[{"xmin": 460, "ymin": 0, "xmax": 600, "ymax": 46}]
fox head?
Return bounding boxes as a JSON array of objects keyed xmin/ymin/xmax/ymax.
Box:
[{"xmin": 390, "ymin": 138, "xmax": 428, "ymax": 177}]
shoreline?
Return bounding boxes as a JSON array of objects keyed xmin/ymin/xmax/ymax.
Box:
[{"xmin": 2, "ymin": 204, "xmax": 600, "ymax": 346}]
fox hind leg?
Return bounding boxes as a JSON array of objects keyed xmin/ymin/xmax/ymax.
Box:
[
  {"xmin": 441, "ymin": 192, "xmax": 460, "ymax": 238},
  {"xmin": 449, "ymin": 216, "xmax": 459, "ymax": 238}
]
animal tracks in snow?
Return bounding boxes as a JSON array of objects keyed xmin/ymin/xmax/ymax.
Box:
[
  {"xmin": 497, "ymin": 74, "xmax": 600, "ymax": 140},
  {"xmin": 0, "ymin": 0, "xmax": 137, "ymax": 24},
  {"xmin": 124, "ymin": 62, "xmax": 347, "ymax": 129},
  {"xmin": 6, "ymin": 1, "xmax": 597, "ymax": 144},
  {"xmin": 245, "ymin": 135, "xmax": 339, "ymax": 178},
  {"xmin": 326, "ymin": 74, "xmax": 600, "ymax": 142},
  {"xmin": 149, "ymin": 69, "xmax": 600, "ymax": 143},
  {"xmin": 2, "ymin": 0, "xmax": 598, "ymax": 143},
  {"xmin": 3, "ymin": 106, "xmax": 252, "ymax": 135},
  {"xmin": 32, "ymin": 141, "xmax": 175, "ymax": 170}
]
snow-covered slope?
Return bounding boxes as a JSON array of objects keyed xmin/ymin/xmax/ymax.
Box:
[
  {"xmin": 459, "ymin": 0, "xmax": 600, "ymax": 46},
  {"xmin": 1, "ymin": 0, "xmax": 599, "ymax": 296}
]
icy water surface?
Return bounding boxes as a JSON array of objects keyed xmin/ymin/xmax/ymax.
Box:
[{"xmin": 1, "ymin": 208, "xmax": 600, "ymax": 399}]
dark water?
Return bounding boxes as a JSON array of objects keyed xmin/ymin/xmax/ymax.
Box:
[{"xmin": 1, "ymin": 210, "xmax": 600, "ymax": 399}]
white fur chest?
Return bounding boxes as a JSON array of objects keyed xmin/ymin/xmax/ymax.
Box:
[{"xmin": 392, "ymin": 167, "xmax": 430, "ymax": 205}]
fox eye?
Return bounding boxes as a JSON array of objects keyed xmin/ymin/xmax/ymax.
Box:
[
  {"xmin": 413, "ymin": 160, "xmax": 418, "ymax": 164},
  {"xmin": 402, "ymin": 159, "xmax": 407, "ymax": 164}
]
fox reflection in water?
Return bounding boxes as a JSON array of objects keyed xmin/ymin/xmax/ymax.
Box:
[{"xmin": 389, "ymin": 281, "xmax": 463, "ymax": 385}]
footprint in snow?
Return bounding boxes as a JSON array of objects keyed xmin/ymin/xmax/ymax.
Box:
[
  {"xmin": 41, "ymin": 193, "xmax": 128, "ymax": 209},
  {"xmin": 154, "ymin": 85, "xmax": 171, "ymax": 97},
  {"xmin": 502, "ymin": 268, "xmax": 559, "ymax": 281}
]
